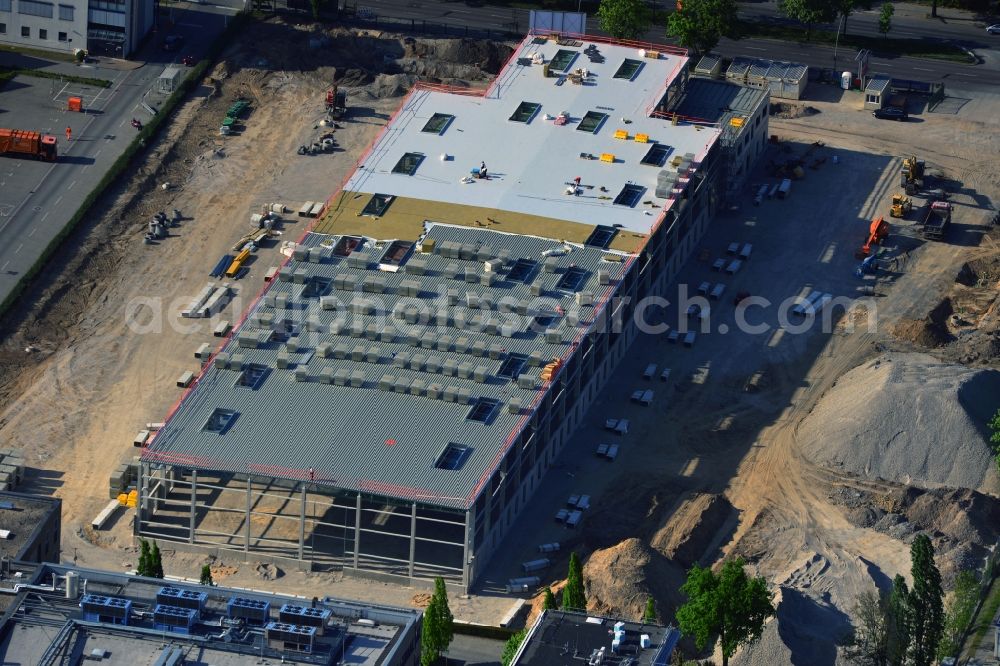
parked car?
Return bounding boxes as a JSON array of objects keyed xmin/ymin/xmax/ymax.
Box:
[
  {"xmin": 873, "ymin": 107, "xmax": 908, "ymax": 121},
  {"xmin": 987, "ymin": 24, "xmax": 1000, "ymax": 34},
  {"xmin": 163, "ymin": 35, "xmax": 184, "ymax": 52}
]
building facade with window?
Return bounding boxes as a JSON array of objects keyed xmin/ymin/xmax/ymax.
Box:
[
  {"xmin": 136, "ymin": 33, "xmax": 769, "ymax": 591},
  {"xmin": 0, "ymin": 0, "xmax": 153, "ymax": 57}
]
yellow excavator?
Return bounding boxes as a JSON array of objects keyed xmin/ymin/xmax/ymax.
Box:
[
  {"xmin": 890, "ymin": 193, "xmax": 912, "ymax": 218},
  {"xmin": 900, "ymin": 155, "xmax": 925, "ymax": 195}
]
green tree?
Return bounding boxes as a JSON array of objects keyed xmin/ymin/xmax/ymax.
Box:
[
  {"xmin": 886, "ymin": 575, "xmax": 911, "ymax": 666},
  {"xmin": 778, "ymin": 0, "xmax": 837, "ymax": 40},
  {"xmin": 200, "ymin": 564, "xmax": 214, "ymax": 586},
  {"xmin": 666, "ymin": 0, "xmax": 739, "ymax": 54},
  {"xmin": 843, "ymin": 589, "xmax": 889, "ymax": 665},
  {"xmin": 309, "ymin": 0, "xmax": 322, "ymax": 20},
  {"xmin": 836, "ymin": 0, "xmax": 873, "ymax": 36},
  {"xmin": 150, "ymin": 541, "xmax": 164, "ymax": 579},
  {"xmin": 643, "ymin": 597, "xmax": 658, "ymax": 624},
  {"xmin": 501, "ymin": 629, "xmax": 527, "ymax": 666},
  {"xmin": 675, "ymin": 559, "xmax": 775, "ymax": 666},
  {"xmin": 937, "ymin": 569, "xmax": 979, "ymax": 660},
  {"xmin": 432, "ymin": 577, "xmax": 454, "ymax": 653},
  {"xmin": 597, "ymin": 0, "xmax": 651, "ymax": 40},
  {"xmin": 908, "ymin": 534, "xmax": 944, "ymax": 666},
  {"xmin": 137, "ymin": 540, "xmax": 151, "ymax": 577},
  {"xmin": 562, "ymin": 553, "xmax": 587, "ymax": 611},
  {"xmin": 421, "ymin": 594, "xmax": 441, "ymax": 666},
  {"xmin": 542, "ymin": 587, "xmax": 558, "ymax": 611},
  {"xmin": 877, "ymin": 3, "xmax": 894, "ymax": 37}
]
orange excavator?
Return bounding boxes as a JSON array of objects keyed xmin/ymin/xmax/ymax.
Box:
[{"xmin": 857, "ymin": 216, "xmax": 889, "ymax": 258}]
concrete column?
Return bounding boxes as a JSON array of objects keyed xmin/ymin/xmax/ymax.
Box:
[
  {"xmin": 462, "ymin": 509, "xmax": 472, "ymax": 591},
  {"xmin": 299, "ymin": 484, "xmax": 306, "ymax": 561},
  {"xmin": 189, "ymin": 469, "xmax": 197, "ymax": 544},
  {"xmin": 353, "ymin": 493, "xmax": 361, "ymax": 569},
  {"xmin": 408, "ymin": 502, "xmax": 417, "ymax": 578},
  {"xmin": 245, "ymin": 475, "xmax": 252, "ymax": 553}
]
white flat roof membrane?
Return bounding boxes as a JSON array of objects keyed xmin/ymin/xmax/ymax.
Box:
[{"xmin": 345, "ymin": 37, "xmax": 722, "ymax": 237}]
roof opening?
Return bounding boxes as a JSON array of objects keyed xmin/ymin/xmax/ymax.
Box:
[
  {"xmin": 421, "ymin": 113, "xmax": 454, "ymax": 135},
  {"xmin": 466, "ymin": 398, "xmax": 501, "ymax": 424},
  {"xmin": 640, "ymin": 143, "xmax": 672, "ymax": 167},
  {"xmin": 203, "ymin": 408, "xmax": 238, "ymax": 434},
  {"xmin": 576, "ymin": 111, "xmax": 609, "ymax": 134},
  {"xmin": 549, "ymin": 49, "xmax": 578, "ymax": 72},
  {"xmin": 361, "ymin": 194, "xmax": 394, "ymax": 217},
  {"xmin": 585, "ymin": 225, "xmax": 618, "ymax": 248},
  {"xmin": 613, "ymin": 184, "xmax": 645, "ymax": 207},
  {"xmin": 236, "ymin": 364, "xmax": 270, "ymax": 390},
  {"xmin": 613, "ymin": 58, "xmax": 644, "ymax": 80},
  {"xmin": 392, "ymin": 152, "xmax": 425, "ymax": 176},
  {"xmin": 436, "ymin": 443, "xmax": 472, "ymax": 470},
  {"xmin": 556, "ymin": 266, "xmax": 588, "ymax": 291},
  {"xmin": 509, "ymin": 101, "xmax": 542, "ymax": 124},
  {"xmin": 507, "ymin": 258, "xmax": 537, "ymax": 283},
  {"xmin": 302, "ymin": 276, "xmax": 331, "ymax": 298},
  {"xmin": 497, "ymin": 354, "xmax": 527, "ymax": 379}
]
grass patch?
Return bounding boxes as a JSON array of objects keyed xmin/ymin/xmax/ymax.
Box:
[
  {"xmin": 0, "ymin": 70, "xmax": 15, "ymax": 92},
  {"xmin": 966, "ymin": 576, "xmax": 1000, "ymax": 658},
  {"xmin": 0, "ymin": 43, "xmax": 76, "ymax": 62},
  {"xmin": 739, "ymin": 20, "xmax": 975, "ymax": 63},
  {"xmin": 0, "ymin": 66, "xmax": 113, "ymax": 88}
]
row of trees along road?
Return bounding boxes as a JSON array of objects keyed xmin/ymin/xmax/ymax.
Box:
[{"xmin": 597, "ymin": 0, "xmax": 896, "ymax": 55}]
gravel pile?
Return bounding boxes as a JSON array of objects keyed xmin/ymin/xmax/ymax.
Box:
[{"xmin": 799, "ymin": 353, "xmax": 1000, "ymax": 494}]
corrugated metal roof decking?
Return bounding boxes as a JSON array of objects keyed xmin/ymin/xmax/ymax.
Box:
[{"xmin": 145, "ymin": 224, "xmax": 628, "ymax": 509}]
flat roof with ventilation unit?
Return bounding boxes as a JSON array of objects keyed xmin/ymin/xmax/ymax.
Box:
[
  {"xmin": 576, "ymin": 111, "xmax": 608, "ymax": 134},
  {"xmin": 613, "ymin": 183, "xmax": 645, "ymax": 207},
  {"xmin": 613, "ymin": 58, "xmax": 644, "ymax": 80},
  {"xmin": 392, "ymin": 152, "xmax": 425, "ymax": 176},
  {"xmin": 421, "ymin": 112, "xmax": 454, "ymax": 134},
  {"xmin": 509, "ymin": 101, "xmax": 542, "ymax": 123}
]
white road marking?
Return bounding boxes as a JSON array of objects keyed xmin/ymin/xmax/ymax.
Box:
[
  {"xmin": 743, "ymin": 46, "xmax": 765, "ymax": 51},
  {"xmin": 30, "ymin": 224, "xmax": 39, "ymax": 235},
  {"xmin": 67, "ymin": 180, "xmax": 77, "ymax": 191},
  {"xmin": 912, "ymin": 67, "xmax": 933, "ymax": 72},
  {"xmin": 53, "ymin": 196, "xmax": 63, "ymax": 206},
  {"xmin": 1, "ymin": 262, "xmax": 8, "ymax": 272},
  {"xmin": 952, "ymin": 73, "xmax": 975, "ymax": 77},
  {"xmin": 14, "ymin": 244, "xmax": 22, "ymax": 254},
  {"xmin": 94, "ymin": 149, "xmax": 102, "ymax": 157}
]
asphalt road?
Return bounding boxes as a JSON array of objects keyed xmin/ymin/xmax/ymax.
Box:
[
  {"xmin": 0, "ymin": 4, "xmax": 234, "ymax": 309},
  {"xmin": 347, "ymin": 0, "xmax": 999, "ymax": 90}
]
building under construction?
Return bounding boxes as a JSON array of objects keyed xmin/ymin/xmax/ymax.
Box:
[{"xmin": 137, "ymin": 32, "xmax": 769, "ymax": 591}]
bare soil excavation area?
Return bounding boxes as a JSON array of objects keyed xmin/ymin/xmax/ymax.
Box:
[{"xmin": 0, "ymin": 18, "xmax": 998, "ymax": 662}]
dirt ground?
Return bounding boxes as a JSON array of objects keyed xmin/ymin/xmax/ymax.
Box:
[{"xmin": 0, "ymin": 19, "xmax": 999, "ymax": 662}]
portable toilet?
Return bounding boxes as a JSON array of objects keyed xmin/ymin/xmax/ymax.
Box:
[{"xmin": 840, "ymin": 71, "xmax": 852, "ymax": 90}]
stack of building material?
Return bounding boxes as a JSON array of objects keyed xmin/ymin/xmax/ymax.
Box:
[{"xmin": 0, "ymin": 449, "xmax": 24, "ymax": 491}]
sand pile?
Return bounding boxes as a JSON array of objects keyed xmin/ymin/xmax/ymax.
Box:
[
  {"xmin": 650, "ymin": 493, "xmax": 733, "ymax": 568},
  {"xmin": 582, "ymin": 538, "xmax": 686, "ymax": 622},
  {"xmin": 799, "ymin": 353, "xmax": 1000, "ymax": 494}
]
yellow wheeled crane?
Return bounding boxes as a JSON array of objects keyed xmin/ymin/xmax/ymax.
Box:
[{"xmin": 890, "ymin": 194, "xmax": 912, "ymax": 218}]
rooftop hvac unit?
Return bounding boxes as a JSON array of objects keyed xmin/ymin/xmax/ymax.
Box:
[
  {"xmin": 308, "ymin": 247, "xmax": 323, "ymax": 263},
  {"xmin": 409, "ymin": 379, "xmax": 427, "ymax": 396},
  {"xmin": 306, "ymin": 316, "xmax": 322, "ymax": 332},
  {"xmin": 214, "ymin": 353, "xmax": 231, "ymax": 369},
  {"xmin": 229, "ymin": 353, "xmax": 244, "ymax": 371},
  {"xmin": 484, "ymin": 319, "xmax": 499, "ymax": 335},
  {"xmin": 319, "ymin": 368, "xmax": 335, "ymax": 384},
  {"xmin": 255, "ymin": 311, "xmax": 274, "ymax": 328},
  {"xmin": 474, "ymin": 366, "xmax": 490, "ymax": 383},
  {"xmin": 333, "ymin": 343, "xmax": 351, "ymax": 359},
  {"xmin": 443, "ymin": 386, "xmax": 458, "ymax": 402},
  {"xmin": 394, "ymin": 377, "xmax": 411, "ymax": 393},
  {"xmin": 392, "ymin": 352, "xmax": 410, "ymax": 368},
  {"xmin": 293, "ymin": 268, "xmax": 309, "ymax": 284},
  {"xmin": 380, "ymin": 329, "xmax": 396, "ymax": 344},
  {"xmin": 264, "ymin": 293, "xmax": 276, "ymax": 307},
  {"xmin": 407, "ymin": 333, "xmax": 422, "ymax": 348},
  {"xmin": 454, "ymin": 336, "xmax": 470, "ymax": 353},
  {"xmin": 457, "ymin": 362, "xmax": 475, "ymax": 379},
  {"xmin": 500, "ymin": 322, "xmax": 516, "ymax": 338},
  {"xmin": 410, "ymin": 354, "xmax": 427, "ymax": 372},
  {"xmin": 278, "ymin": 267, "xmax": 293, "ymax": 282},
  {"xmin": 227, "ymin": 597, "xmax": 271, "ymax": 624},
  {"xmin": 456, "ymin": 387, "xmax": 473, "ymax": 405},
  {"xmin": 365, "ymin": 347, "xmax": 381, "ymax": 363},
  {"xmin": 442, "ymin": 359, "xmax": 459, "ymax": 377},
  {"xmin": 421, "ymin": 332, "xmax": 437, "ymax": 349},
  {"xmin": 576, "ymin": 291, "xmax": 594, "ymax": 306},
  {"xmin": 349, "ymin": 322, "xmax": 365, "ymax": 338},
  {"xmin": 459, "ymin": 243, "xmax": 478, "ymax": 261},
  {"xmin": 546, "ymin": 328, "xmax": 562, "ymax": 344},
  {"xmin": 466, "ymin": 292, "xmax": 481, "ymax": 308},
  {"xmin": 81, "ymin": 594, "xmax": 132, "ymax": 625},
  {"xmin": 437, "ymin": 336, "xmax": 453, "ymax": 352},
  {"xmin": 333, "ymin": 369, "xmax": 350, "ymax": 386},
  {"xmin": 470, "ymin": 341, "xmax": 487, "ymax": 357},
  {"xmin": 495, "ymin": 249, "xmax": 511, "ymax": 266},
  {"xmin": 481, "ymin": 272, "xmax": 497, "ymax": 287},
  {"xmin": 329, "ymin": 321, "xmax": 346, "ymax": 335},
  {"xmin": 530, "ymin": 282, "xmax": 544, "ymax": 296},
  {"xmin": 543, "ymin": 257, "xmax": 560, "ymax": 273},
  {"xmin": 598, "ymin": 270, "xmax": 610, "ymax": 285},
  {"xmin": 446, "ymin": 288, "xmax": 459, "ymax": 305},
  {"xmin": 266, "ymin": 621, "xmax": 317, "ymax": 653},
  {"xmin": 477, "ymin": 245, "xmax": 494, "ymax": 262},
  {"xmin": 286, "ymin": 338, "xmax": 301, "ymax": 353},
  {"xmin": 294, "ymin": 367, "xmax": 309, "ymax": 382},
  {"xmin": 488, "ymin": 343, "xmax": 505, "ymax": 359},
  {"xmin": 276, "ymin": 352, "xmax": 290, "ymax": 369},
  {"xmin": 528, "ymin": 350, "xmax": 545, "ymax": 367},
  {"xmin": 517, "ymin": 374, "xmax": 536, "ymax": 389},
  {"xmin": 438, "ymin": 241, "xmax": 457, "ymax": 259},
  {"xmin": 426, "ymin": 383, "xmax": 444, "ymax": 400},
  {"xmin": 507, "ymin": 398, "xmax": 523, "ymax": 414},
  {"xmin": 365, "ymin": 323, "xmax": 380, "ymax": 340},
  {"xmin": 362, "ymin": 276, "xmax": 386, "ymax": 293},
  {"xmin": 275, "ymin": 294, "xmax": 289, "ymax": 309},
  {"xmin": 425, "ymin": 356, "xmax": 442, "ymax": 374},
  {"xmin": 279, "ymin": 604, "xmax": 332, "ymax": 633},
  {"xmin": 153, "ymin": 604, "xmax": 198, "ymax": 634},
  {"xmin": 445, "ymin": 263, "xmax": 461, "ymax": 279},
  {"xmin": 293, "ymin": 247, "xmax": 308, "ymax": 261},
  {"xmin": 334, "ymin": 274, "xmax": 356, "ymax": 291},
  {"xmin": 400, "ymin": 279, "xmax": 422, "ymax": 296},
  {"xmin": 464, "ymin": 268, "xmax": 479, "ymax": 284},
  {"xmin": 350, "ymin": 370, "xmax": 365, "ymax": 388},
  {"xmin": 320, "ymin": 296, "xmax": 337, "ymax": 310},
  {"xmin": 351, "ymin": 345, "xmax": 366, "ymax": 362},
  {"xmin": 379, "ymin": 375, "xmax": 395, "ymax": 391}
]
